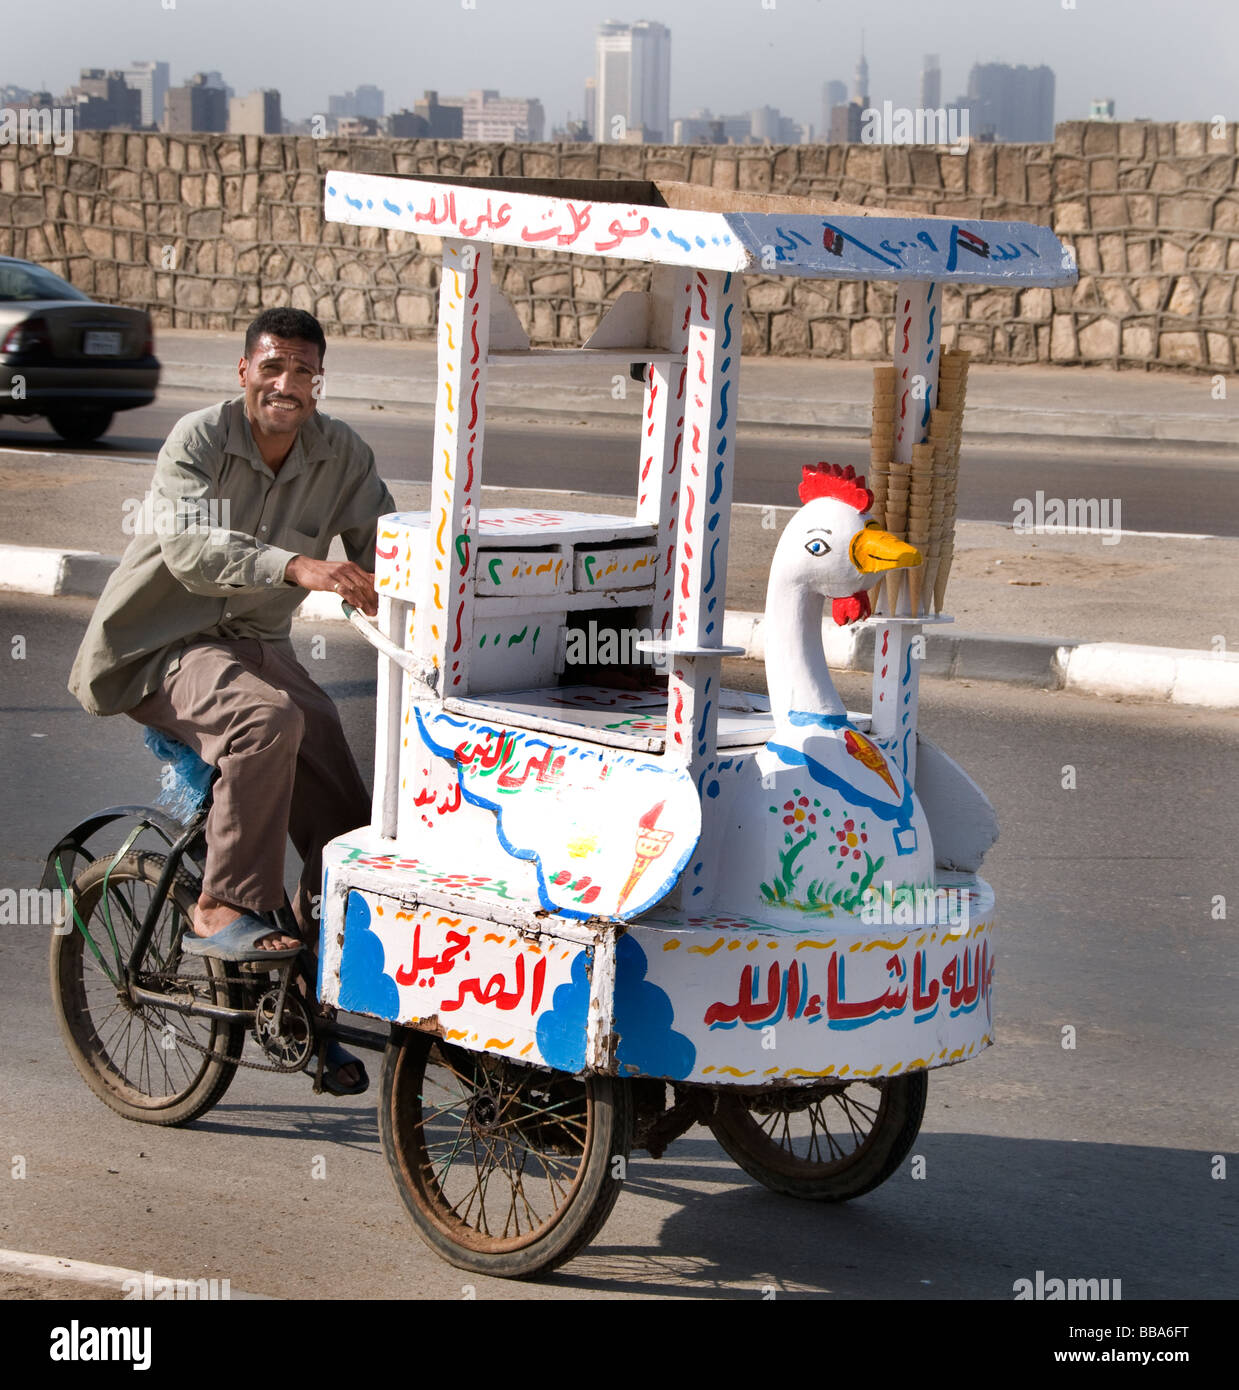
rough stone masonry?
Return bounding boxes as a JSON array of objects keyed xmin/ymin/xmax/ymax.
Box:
[{"xmin": 0, "ymin": 121, "xmax": 1235, "ymax": 372}]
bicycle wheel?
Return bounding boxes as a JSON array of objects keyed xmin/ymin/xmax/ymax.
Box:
[
  {"xmin": 50, "ymin": 850, "xmax": 245, "ymax": 1126},
  {"xmin": 380, "ymin": 1029, "xmax": 632, "ymax": 1279},
  {"xmin": 709, "ymin": 1072, "xmax": 927, "ymax": 1201}
]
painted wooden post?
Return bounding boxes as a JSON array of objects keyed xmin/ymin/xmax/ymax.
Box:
[
  {"xmin": 636, "ymin": 273, "xmax": 692, "ymax": 642},
  {"xmin": 665, "ymin": 269, "xmax": 742, "ymax": 908},
  {"xmin": 414, "ymin": 238, "xmax": 491, "ymax": 696},
  {"xmin": 371, "ymin": 592, "xmax": 403, "ymax": 839},
  {"xmin": 872, "ymin": 279, "xmax": 941, "ymax": 781},
  {"xmin": 892, "ymin": 280, "xmax": 942, "ymax": 467}
]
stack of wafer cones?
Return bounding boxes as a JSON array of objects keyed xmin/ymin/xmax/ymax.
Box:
[
  {"xmin": 864, "ymin": 349, "xmax": 970, "ymax": 617},
  {"xmin": 867, "ymin": 366, "xmax": 896, "ymax": 615}
]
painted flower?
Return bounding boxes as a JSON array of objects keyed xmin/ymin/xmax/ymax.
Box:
[{"xmin": 783, "ymin": 797, "xmax": 817, "ymax": 836}]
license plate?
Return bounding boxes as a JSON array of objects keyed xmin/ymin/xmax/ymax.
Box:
[{"xmin": 83, "ymin": 330, "xmax": 123, "ymax": 356}]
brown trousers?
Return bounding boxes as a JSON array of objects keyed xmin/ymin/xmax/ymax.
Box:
[{"xmin": 127, "ymin": 638, "xmax": 371, "ymax": 938}]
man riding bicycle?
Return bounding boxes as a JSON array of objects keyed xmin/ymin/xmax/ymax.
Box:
[{"xmin": 68, "ymin": 308, "xmax": 395, "ymax": 1095}]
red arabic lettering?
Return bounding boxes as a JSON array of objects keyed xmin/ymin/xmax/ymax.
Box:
[
  {"xmin": 395, "ymin": 922, "xmax": 470, "ymax": 985},
  {"xmin": 439, "ymin": 952, "xmax": 548, "ymax": 1014},
  {"xmin": 519, "ymin": 201, "xmax": 592, "ymax": 246},
  {"xmin": 593, "ymin": 213, "xmax": 650, "ymax": 251}
]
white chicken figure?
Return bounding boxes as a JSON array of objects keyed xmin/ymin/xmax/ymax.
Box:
[{"xmin": 715, "ymin": 463, "xmax": 938, "ymax": 921}]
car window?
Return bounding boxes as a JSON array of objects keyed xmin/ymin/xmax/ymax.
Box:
[{"xmin": 0, "ymin": 262, "xmax": 90, "ymax": 302}]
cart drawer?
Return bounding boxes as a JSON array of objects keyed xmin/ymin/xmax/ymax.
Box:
[
  {"xmin": 475, "ymin": 547, "xmax": 568, "ymax": 597},
  {"xmin": 573, "ymin": 541, "xmax": 659, "ymax": 593}
]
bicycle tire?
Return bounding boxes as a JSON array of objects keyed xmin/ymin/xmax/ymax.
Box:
[{"xmin": 50, "ymin": 850, "xmax": 244, "ymax": 1126}]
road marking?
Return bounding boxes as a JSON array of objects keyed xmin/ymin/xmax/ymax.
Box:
[
  {"xmin": 0, "ymin": 445, "xmax": 153, "ymax": 466},
  {"xmin": 0, "ymin": 1247, "xmax": 272, "ymax": 1299}
]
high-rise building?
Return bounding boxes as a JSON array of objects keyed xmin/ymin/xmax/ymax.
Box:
[
  {"xmin": 199, "ymin": 72, "xmax": 234, "ymax": 98},
  {"xmin": 229, "ymin": 89, "xmax": 282, "ymax": 134},
  {"xmin": 921, "ymin": 55, "xmax": 941, "ymax": 110},
  {"xmin": 413, "ymin": 90, "xmax": 463, "ymax": 139},
  {"xmin": 122, "ymin": 60, "xmax": 169, "ymax": 127},
  {"xmin": 70, "ymin": 69, "xmax": 142, "ymax": 130},
  {"xmin": 441, "ymin": 90, "xmax": 544, "ymax": 143},
  {"xmin": 164, "ymin": 73, "xmax": 228, "ymax": 133},
  {"xmin": 327, "ymin": 86, "xmax": 383, "ymax": 121},
  {"xmin": 830, "ymin": 101, "xmax": 864, "ymax": 144},
  {"xmin": 583, "ymin": 77, "xmax": 596, "ymax": 139},
  {"xmin": 354, "ymin": 85, "xmax": 384, "ymax": 120},
  {"xmin": 962, "ymin": 62, "xmax": 1054, "ymax": 141},
  {"xmin": 596, "ymin": 19, "xmax": 671, "ymax": 144},
  {"xmin": 820, "ymin": 80, "xmax": 846, "ymax": 140},
  {"xmin": 854, "ymin": 33, "xmax": 869, "ymax": 104}
]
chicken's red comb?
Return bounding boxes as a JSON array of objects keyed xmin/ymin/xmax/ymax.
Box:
[{"xmin": 799, "ymin": 462, "xmax": 873, "ymax": 513}]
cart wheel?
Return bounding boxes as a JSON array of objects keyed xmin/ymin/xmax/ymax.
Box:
[
  {"xmin": 50, "ymin": 851, "xmax": 244, "ymax": 1126},
  {"xmin": 709, "ymin": 1072, "xmax": 927, "ymax": 1201},
  {"xmin": 380, "ymin": 1029, "xmax": 632, "ymax": 1279}
]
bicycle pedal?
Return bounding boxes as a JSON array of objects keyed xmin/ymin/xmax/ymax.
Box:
[{"xmin": 237, "ymin": 959, "xmax": 280, "ymax": 976}]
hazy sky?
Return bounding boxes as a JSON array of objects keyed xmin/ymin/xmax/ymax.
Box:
[{"xmin": 4, "ymin": 0, "xmax": 1236, "ymax": 131}]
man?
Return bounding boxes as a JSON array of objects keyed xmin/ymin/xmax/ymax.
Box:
[{"xmin": 69, "ymin": 308, "xmax": 395, "ymax": 1095}]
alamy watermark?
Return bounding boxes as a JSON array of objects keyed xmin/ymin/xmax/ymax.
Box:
[
  {"xmin": 0, "ymin": 106, "xmax": 74, "ymax": 156},
  {"xmin": 859, "ymin": 880, "xmax": 970, "ymax": 937},
  {"xmin": 1012, "ymin": 491, "xmax": 1123, "ymax": 545},
  {"xmin": 563, "ymin": 621, "xmax": 668, "ymax": 672},
  {"xmin": 0, "ymin": 886, "xmax": 70, "ymax": 927},
  {"xmin": 122, "ymin": 494, "xmax": 232, "ymax": 538},
  {"xmin": 861, "ymin": 100, "xmax": 969, "ymax": 155}
]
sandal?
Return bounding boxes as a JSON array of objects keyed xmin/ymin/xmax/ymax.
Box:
[{"xmin": 308, "ymin": 1039, "xmax": 369, "ymax": 1097}]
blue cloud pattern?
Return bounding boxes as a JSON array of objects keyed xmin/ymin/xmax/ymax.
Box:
[
  {"xmin": 612, "ymin": 934, "xmax": 696, "ymax": 1080},
  {"xmin": 535, "ymin": 949, "xmax": 591, "ymax": 1073},
  {"xmin": 337, "ymin": 892, "xmax": 401, "ymax": 1021}
]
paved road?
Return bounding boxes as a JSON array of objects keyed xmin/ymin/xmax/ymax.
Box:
[
  {"xmin": 1, "ymin": 594, "xmax": 1234, "ymax": 1299},
  {"xmin": 2, "ymin": 389, "xmax": 1237, "ymax": 536}
]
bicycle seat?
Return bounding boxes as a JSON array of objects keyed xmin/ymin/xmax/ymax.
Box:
[{"xmin": 142, "ymin": 727, "xmax": 216, "ymax": 821}]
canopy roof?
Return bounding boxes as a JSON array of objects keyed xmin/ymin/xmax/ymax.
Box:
[{"xmin": 324, "ymin": 171, "xmax": 1077, "ymax": 287}]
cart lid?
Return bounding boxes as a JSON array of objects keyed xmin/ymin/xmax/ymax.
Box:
[{"xmin": 324, "ymin": 172, "xmax": 1076, "ymax": 286}]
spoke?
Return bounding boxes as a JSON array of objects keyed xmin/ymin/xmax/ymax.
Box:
[{"xmin": 811, "ymin": 1102, "xmax": 848, "ymax": 1161}]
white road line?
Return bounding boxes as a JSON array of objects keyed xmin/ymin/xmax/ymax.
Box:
[
  {"xmin": 0, "ymin": 1247, "xmax": 272, "ymax": 1299},
  {"xmin": 0, "ymin": 446, "xmax": 153, "ymax": 466}
]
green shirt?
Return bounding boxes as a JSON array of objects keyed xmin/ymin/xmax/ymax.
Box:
[{"xmin": 68, "ymin": 396, "xmax": 396, "ymax": 716}]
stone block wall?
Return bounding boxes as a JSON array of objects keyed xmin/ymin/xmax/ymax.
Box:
[{"xmin": 0, "ymin": 122, "xmax": 1235, "ymax": 370}]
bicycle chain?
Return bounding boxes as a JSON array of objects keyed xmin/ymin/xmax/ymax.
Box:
[
  {"xmin": 167, "ymin": 1022, "xmax": 309, "ymax": 1073},
  {"xmin": 145, "ymin": 970, "xmax": 315, "ymax": 1074}
]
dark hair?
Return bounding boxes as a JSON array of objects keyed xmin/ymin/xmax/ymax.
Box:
[{"xmin": 244, "ymin": 308, "xmax": 326, "ymax": 362}]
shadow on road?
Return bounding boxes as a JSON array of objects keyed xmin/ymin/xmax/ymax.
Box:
[{"xmin": 550, "ymin": 1133, "xmax": 1232, "ymax": 1299}]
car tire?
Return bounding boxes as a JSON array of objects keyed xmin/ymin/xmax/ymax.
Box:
[{"xmin": 47, "ymin": 408, "xmax": 115, "ymax": 445}]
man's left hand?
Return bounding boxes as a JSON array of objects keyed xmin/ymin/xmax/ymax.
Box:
[{"xmin": 285, "ymin": 555, "xmax": 379, "ymax": 616}]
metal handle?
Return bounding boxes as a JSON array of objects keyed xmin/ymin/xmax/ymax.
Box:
[{"xmin": 341, "ymin": 600, "xmax": 438, "ymax": 690}]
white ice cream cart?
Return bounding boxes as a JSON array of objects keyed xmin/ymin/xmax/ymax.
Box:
[{"xmin": 318, "ymin": 172, "xmax": 1076, "ymax": 1277}]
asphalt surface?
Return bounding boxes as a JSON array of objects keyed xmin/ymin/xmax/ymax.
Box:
[
  {"xmin": 2, "ymin": 389, "xmax": 1237, "ymax": 536},
  {"xmin": 1, "ymin": 593, "xmax": 1234, "ymax": 1300}
]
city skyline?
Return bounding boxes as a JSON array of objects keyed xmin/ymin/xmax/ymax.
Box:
[{"xmin": 2, "ymin": 0, "xmax": 1234, "ymax": 137}]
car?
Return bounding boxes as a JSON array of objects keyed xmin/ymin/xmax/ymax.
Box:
[{"xmin": 0, "ymin": 256, "xmax": 160, "ymax": 445}]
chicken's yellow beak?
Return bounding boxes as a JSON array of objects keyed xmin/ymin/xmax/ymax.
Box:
[{"xmin": 850, "ymin": 524, "xmax": 923, "ymax": 574}]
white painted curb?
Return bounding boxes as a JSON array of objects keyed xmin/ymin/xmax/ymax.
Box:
[
  {"xmin": 4, "ymin": 547, "xmax": 1238, "ymax": 708},
  {"xmin": 0, "ymin": 1247, "xmax": 271, "ymax": 1299},
  {"xmin": 1057, "ymin": 641, "xmax": 1239, "ymax": 709}
]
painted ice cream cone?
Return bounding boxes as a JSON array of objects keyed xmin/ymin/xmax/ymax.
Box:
[{"xmin": 616, "ymin": 802, "xmax": 674, "ymax": 909}]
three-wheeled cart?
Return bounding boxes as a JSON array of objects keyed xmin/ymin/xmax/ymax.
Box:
[{"xmin": 319, "ymin": 171, "xmax": 1076, "ymax": 1277}]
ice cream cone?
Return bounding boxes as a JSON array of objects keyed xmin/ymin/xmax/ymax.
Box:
[
  {"xmin": 885, "ymin": 568, "xmax": 905, "ymax": 617},
  {"xmin": 616, "ymin": 825, "xmax": 675, "ymax": 909},
  {"xmin": 933, "ymin": 549, "xmax": 954, "ymax": 613}
]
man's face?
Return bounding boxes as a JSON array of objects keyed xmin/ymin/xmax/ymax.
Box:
[{"xmin": 238, "ymin": 334, "xmax": 322, "ymax": 438}]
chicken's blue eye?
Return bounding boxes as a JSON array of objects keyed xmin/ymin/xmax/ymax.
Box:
[{"xmin": 804, "ymin": 538, "xmax": 830, "ymax": 556}]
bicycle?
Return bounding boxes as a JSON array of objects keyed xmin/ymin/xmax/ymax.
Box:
[{"xmin": 43, "ymin": 732, "xmax": 384, "ymax": 1126}]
